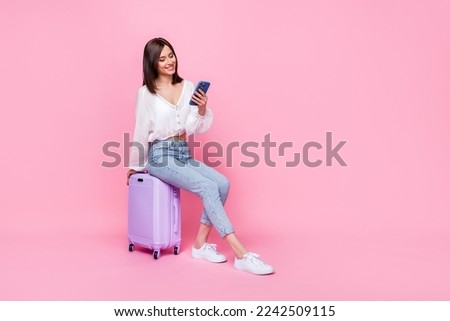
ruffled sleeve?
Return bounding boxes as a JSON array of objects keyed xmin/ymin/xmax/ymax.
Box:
[
  {"xmin": 185, "ymin": 105, "xmax": 213, "ymax": 135},
  {"xmin": 128, "ymin": 87, "xmax": 152, "ymax": 171}
]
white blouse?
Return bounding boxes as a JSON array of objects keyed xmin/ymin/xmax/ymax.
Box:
[{"xmin": 129, "ymin": 80, "xmax": 213, "ymax": 171}]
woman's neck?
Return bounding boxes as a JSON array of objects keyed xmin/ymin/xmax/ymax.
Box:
[{"xmin": 155, "ymin": 75, "xmax": 173, "ymax": 89}]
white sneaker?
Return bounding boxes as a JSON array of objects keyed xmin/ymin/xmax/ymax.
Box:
[
  {"xmin": 191, "ymin": 243, "xmax": 227, "ymax": 263},
  {"xmin": 234, "ymin": 252, "xmax": 274, "ymax": 275}
]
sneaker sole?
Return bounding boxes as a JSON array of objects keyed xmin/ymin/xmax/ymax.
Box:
[
  {"xmin": 191, "ymin": 252, "xmax": 227, "ymax": 263},
  {"xmin": 234, "ymin": 263, "xmax": 274, "ymax": 275}
]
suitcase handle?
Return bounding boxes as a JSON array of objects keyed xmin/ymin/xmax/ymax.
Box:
[{"xmin": 173, "ymin": 188, "xmax": 179, "ymax": 233}]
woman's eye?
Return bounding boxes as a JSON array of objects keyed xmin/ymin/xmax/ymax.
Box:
[{"xmin": 169, "ymin": 54, "xmax": 174, "ymax": 58}]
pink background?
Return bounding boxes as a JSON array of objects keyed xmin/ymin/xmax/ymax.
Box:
[{"xmin": 1, "ymin": 0, "xmax": 449, "ymax": 300}]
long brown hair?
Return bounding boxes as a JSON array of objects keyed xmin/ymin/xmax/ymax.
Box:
[{"xmin": 142, "ymin": 37, "xmax": 183, "ymax": 94}]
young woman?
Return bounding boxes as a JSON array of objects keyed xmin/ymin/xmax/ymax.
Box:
[{"xmin": 127, "ymin": 37, "xmax": 274, "ymax": 275}]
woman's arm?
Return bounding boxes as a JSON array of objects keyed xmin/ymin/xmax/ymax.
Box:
[
  {"xmin": 185, "ymin": 88, "xmax": 213, "ymax": 135},
  {"xmin": 128, "ymin": 88, "xmax": 152, "ymax": 173}
]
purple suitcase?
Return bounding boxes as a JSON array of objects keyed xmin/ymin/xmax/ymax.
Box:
[{"xmin": 128, "ymin": 173, "xmax": 181, "ymax": 259}]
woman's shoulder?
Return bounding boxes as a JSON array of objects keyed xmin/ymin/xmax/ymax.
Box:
[
  {"xmin": 137, "ymin": 85, "xmax": 156, "ymax": 100},
  {"xmin": 138, "ymin": 85, "xmax": 150, "ymax": 94}
]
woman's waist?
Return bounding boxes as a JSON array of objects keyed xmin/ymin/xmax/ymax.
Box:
[
  {"xmin": 151, "ymin": 131, "xmax": 187, "ymax": 143},
  {"xmin": 165, "ymin": 132, "xmax": 187, "ymax": 141},
  {"xmin": 150, "ymin": 132, "xmax": 188, "ymax": 149}
]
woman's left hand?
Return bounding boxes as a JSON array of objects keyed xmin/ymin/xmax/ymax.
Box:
[{"xmin": 191, "ymin": 89, "xmax": 208, "ymax": 116}]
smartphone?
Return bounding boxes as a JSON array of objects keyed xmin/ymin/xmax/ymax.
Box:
[{"xmin": 189, "ymin": 81, "xmax": 211, "ymax": 105}]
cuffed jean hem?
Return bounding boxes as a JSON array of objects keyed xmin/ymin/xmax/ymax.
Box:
[{"xmin": 199, "ymin": 219, "xmax": 235, "ymax": 238}]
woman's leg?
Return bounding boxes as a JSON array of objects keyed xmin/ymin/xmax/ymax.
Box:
[
  {"xmin": 184, "ymin": 160, "xmax": 274, "ymax": 274},
  {"xmin": 148, "ymin": 144, "xmax": 274, "ymax": 274},
  {"xmin": 223, "ymin": 233, "xmax": 248, "ymax": 259},
  {"xmin": 193, "ymin": 222, "xmax": 212, "ymax": 249},
  {"xmin": 184, "ymin": 160, "xmax": 231, "ymax": 248},
  {"xmin": 185, "ymin": 160, "xmax": 230, "ymax": 225},
  {"xmin": 193, "ymin": 224, "xmax": 247, "ymax": 259},
  {"xmin": 183, "ymin": 160, "xmax": 250, "ymax": 258},
  {"xmin": 148, "ymin": 156, "xmax": 235, "ymax": 239}
]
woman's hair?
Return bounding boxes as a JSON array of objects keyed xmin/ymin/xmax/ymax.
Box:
[{"xmin": 142, "ymin": 37, "xmax": 183, "ymax": 94}]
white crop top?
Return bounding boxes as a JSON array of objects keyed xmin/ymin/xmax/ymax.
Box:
[{"xmin": 128, "ymin": 80, "xmax": 213, "ymax": 171}]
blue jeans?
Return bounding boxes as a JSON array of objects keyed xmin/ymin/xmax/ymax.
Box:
[{"xmin": 146, "ymin": 139, "xmax": 234, "ymax": 238}]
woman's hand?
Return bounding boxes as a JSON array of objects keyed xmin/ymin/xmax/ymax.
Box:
[
  {"xmin": 127, "ymin": 169, "xmax": 147, "ymax": 185},
  {"xmin": 191, "ymin": 89, "xmax": 208, "ymax": 116},
  {"xmin": 127, "ymin": 169, "xmax": 145, "ymax": 185},
  {"xmin": 127, "ymin": 170, "xmax": 137, "ymax": 185}
]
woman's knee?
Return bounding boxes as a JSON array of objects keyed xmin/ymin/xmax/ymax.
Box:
[
  {"xmin": 198, "ymin": 179, "xmax": 220, "ymax": 196},
  {"xmin": 218, "ymin": 176, "xmax": 230, "ymax": 195}
]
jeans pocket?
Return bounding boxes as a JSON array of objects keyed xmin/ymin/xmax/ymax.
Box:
[{"xmin": 148, "ymin": 145, "xmax": 164, "ymax": 164}]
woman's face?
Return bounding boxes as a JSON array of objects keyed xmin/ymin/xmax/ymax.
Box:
[{"xmin": 157, "ymin": 45, "xmax": 176, "ymax": 78}]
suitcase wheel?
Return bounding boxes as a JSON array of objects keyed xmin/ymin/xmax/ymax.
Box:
[
  {"xmin": 128, "ymin": 244, "xmax": 135, "ymax": 252},
  {"xmin": 174, "ymin": 246, "xmax": 180, "ymax": 255},
  {"xmin": 153, "ymin": 250, "xmax": 160, "ymax": 260}
]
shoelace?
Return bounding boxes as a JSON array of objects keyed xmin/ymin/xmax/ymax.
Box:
[
  {"xmin": 204, "ymin": 243, "xmax": 219, "ymax": 253},
  {"xmin": 244, "ymin": 252, "xmax": 267, "ymax": 266}
]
